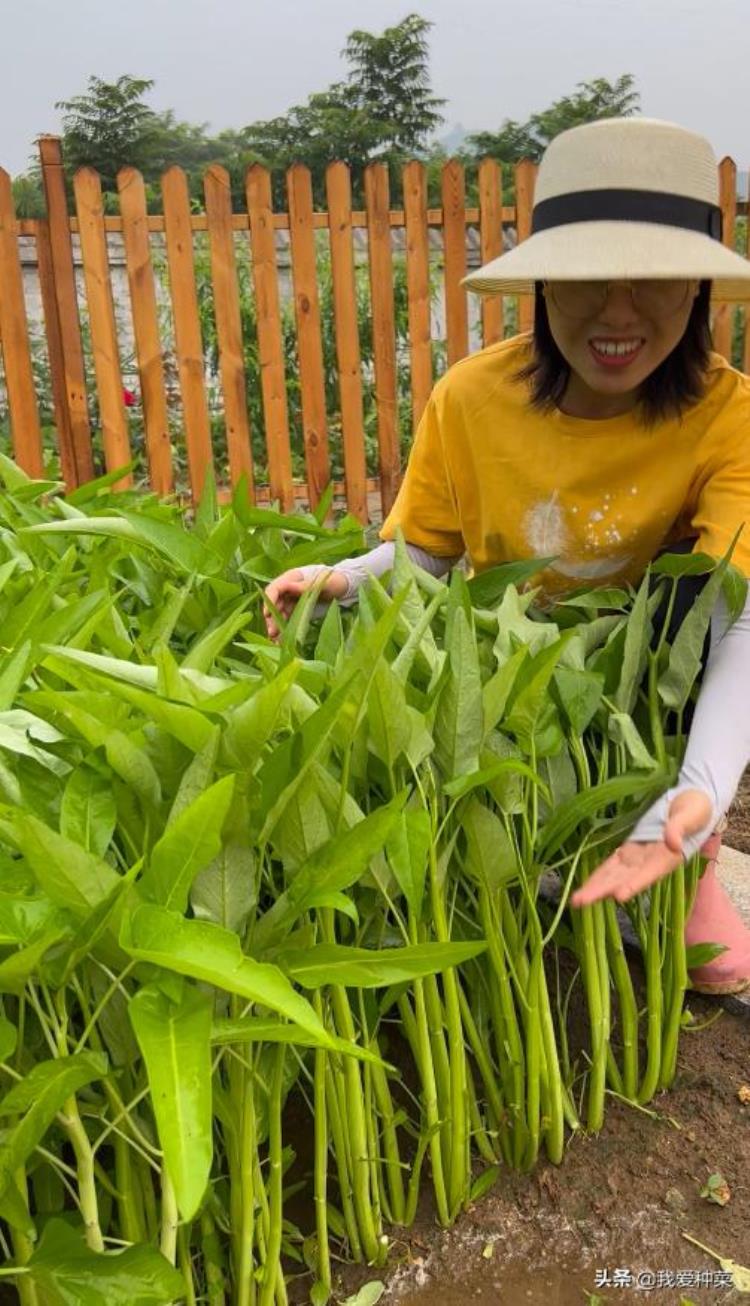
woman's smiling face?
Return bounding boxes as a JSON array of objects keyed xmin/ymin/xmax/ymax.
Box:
[{"xmin": 543, "ymin": 279, "xmax": 700, "ymax": 418}]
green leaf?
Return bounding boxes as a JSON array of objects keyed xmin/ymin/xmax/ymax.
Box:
[
  {"xmin": 27, "ymin": 1218, "xmax": 185, "ymax": 1305},
  {"xmin": 140, "ymin": 775, "xmax": 235, "ymax": 913},
  {"xmin": 385, "ymin": 808, "xmax": 431, "ymax": 919},
  {"xmin": 0, "ymin": 1053, "xmax": 108, "ymax": 1201},
  {"xmin": 462, "ymin": 799, "xmax": 517, "ymax": 889},
  {"xmin": 552, "ymin": 666, "xmax": 604, "ymax": 733},
  {"xmin": 503, "ymin": 635, "xmax": 569, "ymax": 748},
  {"xmin": 254, "ymin": 798, "xmax": 405, "ymax": 951},
  {"xmin": 10, "ymin": 814, "xmax": 119, "ymax": 915},
  {"xmin": 190, "ymin": 843, "xmax": 256, "ymax": 934},
  {"xmin": 658, "ymin": 550, "xmax": 732, "ymax": 712},
  {"xmin": 433, "ymin": 605, "xmax": 482, "ymax": 780},
  {"xmin": 284, "ymin": 940, "xmax": 487, "ymax": 989},
  {"xmin": 0, "ymin": 1014, "xmax": 17, "ymax": 1062},
  {"xmin": 122, "ymin": 903, "xmax": 332, "ymax": 1046},
  {"xmin": 129, "ymin": 985, "xmax": 213, "ymax": 1221},
  {"xmin": 367, "ymin": 661, "xmax": 412, "ymax": 770},
  {"xmin": 467, "ymin": 558, "xmax": 556, "ymax": 608},
  {"xmin": 614, "ymin": 571, "xmax": 651, "ymax": 714},
  {"xmin": 221, "ymin": 660, "xmax": 300, "ymax": 770},
  {"xmin": 23, "ymin": 511, "xmax": 216, "ymax": 576},
  {"xmin": 608, "ymin": 712, "xmax": 659, "ymax": 770},
  {"xmin": 211, "ymin": 1016, "xmax": 385, "ymax": 1064},
  {"xmin": 341, "ymin": 1285, "xmax": 386, "ymax": 1306},
  {"xmin": 481, "ymin": 646, "xmax": 527, "ymax": 737},
  {"xmin": 60, "ymin": 766, "xmax": 117, "ymax": 858},
  {"xmin": 536, "ymin": 772, "xmax": 665, "ymax": 861}
]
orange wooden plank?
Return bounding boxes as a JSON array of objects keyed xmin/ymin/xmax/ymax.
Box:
[
  {"xmin": 364, "ymin": 164, "xmax": 400, "ymax": 516},
  {"xmin": 73, "ymin": 168, "xmax": 132, "ymax": 486},
  {"xmin": 117, "ymin": 166, "xmax": 173, "ymax": 496},
  {"xmin": 478, "ymin": 158, "xmax": 504, "ymax": 347},
  {"xmin": 515, "ymin": 160, "xmax": 537, "ymax": 335},
  {"xmin": 0, "ymin": 169, "xmax": 43, "ymax": 476},
  {"xmin": 204, "ymin": 164, "xmax": 254, "ymax": 492},
  {"xmin": 286, "ymin": 164, "xmax": 331, "ymax": 508},
  {"xmin": 713, "ymin": 157, "xmax": 737, "ymax": 362},
  {"xmin": 325, "ymin": 162, "xmax": 368, "ymax": 524},
  {"xmin": 245, "ymin": 165, "xmax": 294, "ymax": 511},
  {"xmin": 441, "ymin": 159, "xmax": 468, "ymax": 367},
  {"xmin": 35, "ymin": 219, "xmax": 76, "ymax": 487},
  {"xmin": 403, "ymin": 161, "xmax": 432, "ymax": 432},
  {"xmin": 38, "ymin": 136, "xmax": 94, "ymax": 483},
  {"xmin": 17, "ymin": 205, "xmax": 535, "ymax": 236},
  {"xmin": 161, "ymin": 166, "xmax": 214, "ymax": 502}
]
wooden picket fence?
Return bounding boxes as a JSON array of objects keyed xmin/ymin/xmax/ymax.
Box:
[{"xmin": 0, "ymin": 136, "xmax": 748, "ymax": 521}]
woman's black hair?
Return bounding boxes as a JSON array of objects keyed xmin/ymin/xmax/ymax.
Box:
[{"xmin": 516, "ymin": 280, "xmax": 713, "ymax": 423}]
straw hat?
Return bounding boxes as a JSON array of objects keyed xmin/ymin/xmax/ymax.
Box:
[{"xmin": 463, "ymin": 117, "xmax": 750, "ymax": 301}]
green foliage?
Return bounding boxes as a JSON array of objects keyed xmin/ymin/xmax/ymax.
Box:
[
  {"xmin": 0, "ymin": 469, "xmax": 736, "ymax": 1299},
  {"xmin": 465, "ymin": 74, "xmax": 640, "ymax": 164}
]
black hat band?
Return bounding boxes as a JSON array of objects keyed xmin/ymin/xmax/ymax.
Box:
[{"xmin": 531, "ymin": 188, "xmax": 723, "ymax": 241}]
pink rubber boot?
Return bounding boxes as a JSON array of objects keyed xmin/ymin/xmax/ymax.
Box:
[{"xmin": 685, "ymin": 833, "xmax": 750, "ymax": 994}]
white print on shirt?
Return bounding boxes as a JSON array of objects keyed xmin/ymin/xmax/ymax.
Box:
[{"xmin": 522, "ymin": 492, "xmax": 634, "ymax": 581}]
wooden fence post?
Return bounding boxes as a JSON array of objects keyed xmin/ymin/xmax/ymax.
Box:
[
  {"xmin": 478, "ymin": 159, "xmax": 504, "ymax": 347},
  {"xmin": 0, "ymin": 169, "xmax": 43, "ymax": 476},
  {"xmin": 161, "ymin": 166, "xmax": 214, "ymax": 503},
  {"xmin": 204, "ymin": 164, "xmax": 254, "ymax": 494},
  {"xmin": 442, "ymin": 159, "xmax": 468, "ymax": 366},
  {"xmin": 117, "ymin": 166, "xmax": 173, "ymax": 496},
  {"xmin": 514, "ymin": 160, "xmax": 536, "ymax": 335},
  {"xmin": 713, "ymin": 157, "xmax": 737, "ymax": 362},
  {"xmin": 326, "ymin": 162, "xmax": 368, "ymax": 524},
  {"xmin": 403, "ymin": 161, "xmax": 432, "ymax": 432},
  {"xmin": 73, "ymin": 168, "xmax": 132, "ymax": 485},
  {"xmin": 246, "ymin": 165, "xmax": 294, "ymax": 512},
  {"xmin": 287, "ymin": 164, "xmax": 331, "ymax": 509},
  {"xmin": 37, "ymin": 135, "xmax": 94, "ymax": 484},
  {"xmin": 364, "ymin": 164, "xmax": 400, "ymax": 517}
]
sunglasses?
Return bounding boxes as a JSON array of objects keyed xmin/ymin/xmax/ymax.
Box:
[{"xmin": 544, "ymin": 280, "xmax": 694, "ymax": 320}]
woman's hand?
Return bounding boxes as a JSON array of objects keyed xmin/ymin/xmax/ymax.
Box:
[
  {"xmin": 262, "ymin": 567, "xmax": 349, "ymax": 641},
  {"xmin": 570, "ymin": 788, "xmax": 713, "ymax": 907}
]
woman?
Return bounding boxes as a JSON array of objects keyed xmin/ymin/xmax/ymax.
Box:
[{"xmin": 264, "ymin": 117, "xmax": 750, "ymax": 993}]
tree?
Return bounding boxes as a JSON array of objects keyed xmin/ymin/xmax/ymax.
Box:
[
  {"xmin": 343, "ymin": 14, "xmax": 445, "ymax": 154},
  {"xmin": 465, "ymin": 75, "xmax": 640, "ymax": 163},
  {"xmin": 55, "ymin": 75, "xmax": 162, "ymax": 191},
  {"xmin": 241, "ymin": 14, "xmax": 446, "ymax": 202}
]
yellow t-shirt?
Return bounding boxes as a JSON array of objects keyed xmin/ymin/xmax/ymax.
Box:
[{"xmin": 379, "ymin": 334, "xmax": 750, "ymax": 602}]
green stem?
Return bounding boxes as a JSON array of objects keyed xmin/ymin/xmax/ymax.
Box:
[
  {"xmin": 312, "ymin": 995, "xmax": 331, "ymax": 1297},
  {"xmin": 324, "ymin": 1060, "xmax": 362, "ymax": 1262},
  {"xmin": 236, "ymin": 1063, "xmax": 257, "ymax": 1306},
  {"xmin": 159, "ymin": 1166, "xmax": 179, "ymax": 1266},
  {"xmin": 201, "ymin": 1210, "xmax": 227, "ymax": 1306},
  {"xmin": 259, "ymin": 1045, "xmax": 285, "ymax": 1306},
  {"xmin": 603, "ymin": 898, "xmax": 640, "ymax": 1099},
  {"xmin": 61, "ymin": 1095, "xmax": 104, "ymax": 1252},
  {"xmin": 638, "ymin": 880, "xmax": 664, "ymax": 1105},
  {"xmin": 428, "ymin": 838, "xmax": 469, "ymax": 1219},
  {"xmin": 659, "ymin": 867, "xmax": 687, "ymax": 1089},
  {"xmin": 406, "ymin": 980, "xmax": 450, "ymax": 1226}
]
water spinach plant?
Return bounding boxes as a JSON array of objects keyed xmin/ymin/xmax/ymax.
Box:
[{"xmin": 0, "ymin": 455, "xmax": 742, "ymax": 1303}]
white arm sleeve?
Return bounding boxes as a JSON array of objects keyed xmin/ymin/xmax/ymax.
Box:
[
  {"xmin": 296, "ymin": 541, "xmax": 457, "ymax": 610},
  {"xmin": 630, "ymin": 587, "xmax": 750, "ymax": 855}
]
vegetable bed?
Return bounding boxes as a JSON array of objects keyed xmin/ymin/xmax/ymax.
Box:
[{"xmin": 0, "ymin": 457, "xmax": 745, "ymax": 1305}]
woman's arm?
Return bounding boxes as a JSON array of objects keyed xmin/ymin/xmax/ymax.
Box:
[
  {"xmin": 296, "ymin": 540, "xmax": 460, "ymax": 608},
  {"xmin": 629, "ymin": 587, "xmax": 750, "ymax": 855}
]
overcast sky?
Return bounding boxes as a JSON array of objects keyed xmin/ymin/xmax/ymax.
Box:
[{"xmin": 1, "ymin": 0, "xmax": 748, "ymax": 181}]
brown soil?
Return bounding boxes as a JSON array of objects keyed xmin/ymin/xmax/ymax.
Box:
[
  {"xmin": 727, "ymin": 769, "xmax": 750, "ymax": 854},
  {"xmin": 334, "ymin": 979, "xmax": 750, "ymax": 1306}
]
